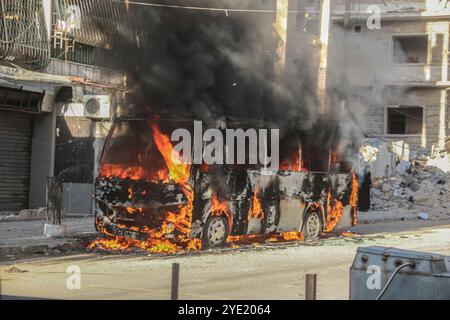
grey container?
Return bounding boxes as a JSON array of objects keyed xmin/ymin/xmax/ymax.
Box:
[{"xmin": 350, "ymin": 246, "xmax": 450, "ymax": 300}]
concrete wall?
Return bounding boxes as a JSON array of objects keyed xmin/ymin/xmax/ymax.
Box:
[
  {"xmin": 326, "ymin": 3, "xmax": 449, "ymax": 153},
  {"xmin": 328, "ymin": 17, "xmax": 449, "ymax": 84},
  {"xmin": 28, "ymin": 110, "xmax": 56, "ymax": 208},
  {"xmin": 44, "ymin": 58, "xmax": 124, "ymax": 214},
  {"xmin": 46, "ymin": 59, "xmax": 125, "ymax": 88},
  {"xmin": 348, "ymin": 85, "xmax": 447, "ymax": 152},
  {"xmin": 343, "ymin": 20, "xmax": 447, "ymax": 85},
  {"xmin": 55, "ymin": 104, "xmax": 112, "ymax": 215}
]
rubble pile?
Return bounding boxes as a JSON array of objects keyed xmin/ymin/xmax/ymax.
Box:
[{"xmin": 371, "ymin": 161, "xmax": 450, "ymax": 219}]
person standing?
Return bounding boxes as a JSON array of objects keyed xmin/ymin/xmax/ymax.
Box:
[{"xmin": 358, "ymin": 165, "xmax": 372, "ymax": 212}]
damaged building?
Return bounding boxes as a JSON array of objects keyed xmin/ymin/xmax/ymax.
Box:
[
  {"xmin": 0, "ymin": 0, "xmax": 448, "ymax": 219},
  {"xmin": 0, "ymin": 0, "xmax": 125, "ymax": 213},
  {"xmin": 327, "ymin": 0, "xmax": 450, "ymax": 166}
]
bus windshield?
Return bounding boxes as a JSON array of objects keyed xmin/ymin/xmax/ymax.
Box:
[{"xmin": 99, "ymin": 120, "xmax": 169, "ymax": 182}]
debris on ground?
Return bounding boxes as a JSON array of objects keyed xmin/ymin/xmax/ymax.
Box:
[
  {"xmin": 4, "ymin": 267, "xmax": 28, "ymax": 273},
  {"xmin": 371, "ymin": 161, "xmax": 450, "ymax": 220},
  {"xmin": 0, "ymin": 208, "xmax": 47, "ymax": 222},
  {"xmin": 418, "ymin": 212, "xmax": 429, "ymax": 220}
]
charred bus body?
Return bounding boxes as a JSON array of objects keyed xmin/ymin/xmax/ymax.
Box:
[{"xmin": 94, "ymin": 116, "xmax": 358, "ymax": 248}]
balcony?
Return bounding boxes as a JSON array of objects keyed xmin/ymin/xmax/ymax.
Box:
[
  {"xmin": 376, "ymin": 64, "xmax": 449, "ymax": 86},
  {"xmin": 0, "ymin": 0, "xmax": 50, "ymax": 70}
]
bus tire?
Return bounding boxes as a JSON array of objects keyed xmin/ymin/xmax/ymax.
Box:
[
  {"xmin": 302, "ymin": 210, "xmax": 323, "ymax": 240},
  {"xmin": 202, "ymin": 215, "xmax": 229, "ymax": 249}
]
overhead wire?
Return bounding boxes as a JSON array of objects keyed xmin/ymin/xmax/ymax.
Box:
[{"xmin": 112, "ymin": 0, "xmax": 428, "ymax": 15}]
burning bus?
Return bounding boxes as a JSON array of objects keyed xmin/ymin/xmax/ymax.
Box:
[
  {"xmin": 85, "ymin": 0, "xmax": 361, "ymax": 253},
  {"xmin": 93, "ymin": 114, "xmax": 359, "ymax": 251}
]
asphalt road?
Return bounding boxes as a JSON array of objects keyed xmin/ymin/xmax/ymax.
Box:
[{"xmin": 1, "ymin": 219, "xmax": 450, "ymax": 300}]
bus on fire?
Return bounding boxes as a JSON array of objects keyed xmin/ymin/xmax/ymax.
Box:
[{"xmin": 94, "ymin": 115, "xmax": 358, "ymax": 250}]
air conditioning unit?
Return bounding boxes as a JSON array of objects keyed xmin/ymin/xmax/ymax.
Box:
[{"xmin": 83, "ymin": 95, "xmax": 111, "ymax": 119}]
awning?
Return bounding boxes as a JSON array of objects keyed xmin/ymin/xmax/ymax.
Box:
[{"xmin": 0, "ymin": 65, "xmax": 72, "ymax": 94}]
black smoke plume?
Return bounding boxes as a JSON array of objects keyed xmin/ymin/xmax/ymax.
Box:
[{"xmin": 94, "ymin": 0, "xmax": 363, "ymax": 166}]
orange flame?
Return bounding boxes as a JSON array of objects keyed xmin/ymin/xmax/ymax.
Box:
[
  {"xmin": 127, "ymin": 186, "xmax": 133, "ymax": 200},
  {"xmin": 270, "ymin": 231, "xmax": 304, "ymax": 241},
  {"xmin": 228, "ymin": 231, "xmax": 304, "ymax": 245},
  {"xmin": 151, "ymin": 125, "xmax": 190, "ymax": 185},
  {"xmin": 210, "ymin": 193, "xmax": 233, "ymax": 230},
  {"xmin": 249, "ymin": 189, "xmax": 264, "ymax": 219},
  {"xmin": 93, "ymin": 124, "xmax": 358, "ymax": 253},
  {"xmin": 100, "ymin": 164, "xmax": 147, "ymax": 180},
  {"xmin": 319, "ymin": 174, "xmax": 359, "ymax": 233},
  {"xmin": 324, "ymin": 191, "xmax": 344, "ymax": 232},
  {"xmin": 88, "ymin": 236, "xmax": 137, "ymax": 251},
  {"xmin": 331, "ymin": 151, "xmax": 339, "ymax": 163},
  {"xmin": 126, "ymin": 207, "xmax": 143, "ymax": 214},
  {"xmin": 211, "ymin": 194, "xmax": 229, "ymax": 216},
  {"xmin": 279, "ymin": 145, "xmax": 301, "ymax": 171},
  {"xmin": 91, "ymin": 123, "xmax": 201, "ymax": 254}
]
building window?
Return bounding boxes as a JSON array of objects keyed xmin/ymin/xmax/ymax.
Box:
[
  {"xmin": 387, "ymin": 106, "xmax": 423, "ymax": 135},
  {"xmin": 392, "ymin": 35, "xmax": 428, "ymax": 64}
]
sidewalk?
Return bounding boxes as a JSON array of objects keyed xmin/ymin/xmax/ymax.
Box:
[
  {"xmin": 0, "ymin": 217, "xmax": 97, "ymax": 260},
  {"xmin": 1, "ymin": 210, "xmax": 446, "ymax": 261}
]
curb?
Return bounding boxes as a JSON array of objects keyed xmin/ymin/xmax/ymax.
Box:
[{"xmin": 0, "ymin": 234, "xmax": 97, "ymax": 259}]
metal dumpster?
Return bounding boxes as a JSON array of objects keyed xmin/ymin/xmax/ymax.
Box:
[{"xmin": 350, "ymin": 246, "xmax": 450, "ymax": 300}]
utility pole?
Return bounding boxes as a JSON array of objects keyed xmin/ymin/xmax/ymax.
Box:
[
  {"xmin": 341, "ymin": 0, "xmax": 352, "ymax": 109},
  {"xmin": 317, "ymin": 0, "xmax": 331, "ymax": 114},
  {"xmin": 274, "ymin": 0, "xmax": 289, "ymax": 91},
  {"xmin": 43, "ymin": 0, "xmax": 53, "ymax": 41}
]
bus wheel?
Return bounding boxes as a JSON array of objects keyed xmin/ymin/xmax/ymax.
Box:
[
  {"xmin": 302, "ymin": 211, "xmax": 323, "ymax": 240},
  {"xmin": 202, "ymin": 215, "xmax": 229, "ymax": 248}
]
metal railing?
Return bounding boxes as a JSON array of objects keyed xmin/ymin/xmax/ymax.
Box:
[
  {"xmin": 53, "ymin": 0, "xmax": 131, "ymax": 49},
  {"xmin": 0, "ymin": 0, "xmax": 50, "ymax": 70},
  {"xmin": 51, "ymin": 0, "xmax": 130, "ymax": 67}
]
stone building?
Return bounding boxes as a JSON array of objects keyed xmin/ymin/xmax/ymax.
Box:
[{"xmin": 328, "ymin": 0, "xmax": 449, "ymax": 156}]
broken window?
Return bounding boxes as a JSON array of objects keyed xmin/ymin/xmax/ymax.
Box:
[
  {"xmin": 393, "ymin": 35, "xmax": 428, "ymax": 64},
  {"xmin": 387, "ymin": 106, "xmax": 423, "ymax": 135},
  {"xmin": 279, "ymin": 132, "xmax": 302, "ymax": 172}
]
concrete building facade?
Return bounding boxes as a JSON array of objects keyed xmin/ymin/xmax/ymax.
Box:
[
  {"xmin": 328, "ymin": 0, "xmax": 449, "ymax": 156},
  {"xmin": 0, "ymin": 0, "xmax": 125, "ymax": 214},
  {"xmin": 1, "ymin": 0, "xmax": 448, "ymax": 214}
]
